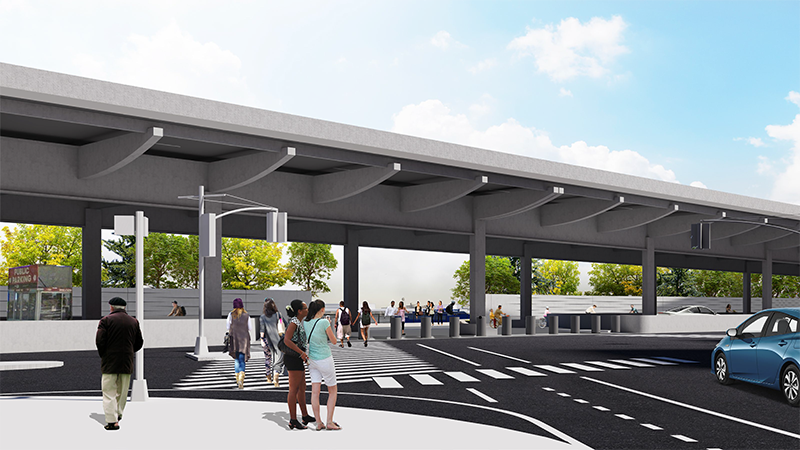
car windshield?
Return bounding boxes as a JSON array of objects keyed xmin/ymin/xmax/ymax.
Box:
[{"xmin": 666, "ymin": 306, "xmax": 688, "ymax": 312}]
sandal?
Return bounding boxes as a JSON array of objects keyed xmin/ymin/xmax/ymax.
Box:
[
  {"xmin": 302, "ymin": 414, "xmax": 316, "ymax": 425},
  {"xmin": 316, "ymin": 423, "xmax": 327, "ymax": 431},
  {"xmin": 327, "ymin": 422, "xmax": 341, "ymax": 431},
  {"xmin": 104, "ymin": 423, "xmax": 119, "ymax": 431},
  {"xmin": 288, "ymin": 419, "xmax": 306, "ymax": 430}
]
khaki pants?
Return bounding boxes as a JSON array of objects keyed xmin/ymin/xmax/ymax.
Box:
[{"xmin": 102, "ymin": 373, "xmax": 131, "ymax": 424}]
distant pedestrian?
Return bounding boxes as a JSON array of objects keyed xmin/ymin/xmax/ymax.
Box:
[
  {"xmin": 260, "ymin": 298, "xmax": 285, "ymax": 387},
  {"xmin": 436, "ymin": 301, "xmax": 444, "ymax": 324},
  {"xmin": 543, "ymin": 307, "xmax": 550, "ymax": 325},
  {"xmin": 629, "ymin": 304, "xmax": 638, "ymax": 314},
  {"xmin": 489, "ymin": 308, "xmax": 496, "ymax": 328},
  {"xmin": 585, "ymin": 304, "xmax": 597, "ymax": 314},
  {"xmin": 397, "ymin": 301, "xmax": 408, "ymax": 335},
  {"xmin": 495, "ymin": 305, "xmax": 507, "ymax": 328},
  {"xmin": 167, "ymin": 300, "xmax": 185, "ymax": 316},
  {"xmin": 283, "ymin": 300, "xmax": 315, "ymax": 430},
  {"xmin": 305, "ymin": 299, "xmax": 341, "ymax": 431},
  {"xmin": 227, "ymin": 298, "xmax": 251, "ymax": 389},
  {"xmin": 725, "ymin": 304, "xmax": 736, "ymax": 314},
  {"xmin": 385, "ymin": 301, "xmax": 397, "ymax": 321},
  {"xmin": 335, "ymin": 300, "xmax": 352, "ymax": 348},
  {"xmin": 95, "ymin": 297, "xmax": 143, "ymax": 431},
  {"xmin": 352, "ymin": 301, "xmax": 377, "ymax": 346},
  {"xmin": 415, "ymin": 301, "xmax": 422, "ymax": 318}
]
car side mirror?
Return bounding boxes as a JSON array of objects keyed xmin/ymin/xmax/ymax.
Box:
[{"xmin": 726, "ymin": 328, "xmax": 738, "ymax": 338}]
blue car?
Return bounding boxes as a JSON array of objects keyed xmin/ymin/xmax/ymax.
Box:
[{"xmin": 712, "ymin": 308, "xmax": 800, "ymax": 406}]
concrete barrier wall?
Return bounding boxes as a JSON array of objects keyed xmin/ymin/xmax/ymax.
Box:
[{"xmin": 619, "ymin": 314, "xmax": 746, "ymax": 334}]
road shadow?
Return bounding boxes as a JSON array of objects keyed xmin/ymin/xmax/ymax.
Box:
[
  {"xmin": 89, "ymin": 413, "xmax": 106, "ymax": 425},
  {"xmin": 262, "ymin": 411, "xmax": 291, "ymax": 429}
]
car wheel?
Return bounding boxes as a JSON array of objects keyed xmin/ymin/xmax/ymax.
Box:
[
  {"xmin": 781, "ymin": 364, "xmax": 800, "ymax": 407},
  {"xmin": 715, "ymin": 352, "xmax": 733, "ymax": 385}
]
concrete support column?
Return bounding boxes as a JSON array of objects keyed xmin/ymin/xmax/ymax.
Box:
[
  {"xmin": 642, "ymin": 237, "xmax": 657, "ymax": 315},
  {"xmin": 204, "ymin": 201, "xmax": 222, "ymax": 319},
  {"xmin": 81, "ymin": 208, "xmax": 102, "ymax": 320},
  {"xmin": 520, "ymin": 244, "xmax": 533, "ymax": 321},
  {"xmin": 469, "ymin": 220, "xmax": 486, "ymax": 323},
  {"xmin": 762, "ymin": 250, "xmax": 773, "ymax": 310},
  {"xmin": 344, "ymin": 228, "xmax": 359, "ymax": 316},
  {"xmin": 743, "ymin": 266, "xmax": 751, "ymax": 314}
]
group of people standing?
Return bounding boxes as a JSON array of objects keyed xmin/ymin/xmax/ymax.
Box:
[{"xmin": 384, "ymin": 299, "xmax": 446, "ymax": 335}]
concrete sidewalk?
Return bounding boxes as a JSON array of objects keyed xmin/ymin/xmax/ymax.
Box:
[{"xmin": 0, "ymin": 395, "xmax": 589, "ymax": 450}]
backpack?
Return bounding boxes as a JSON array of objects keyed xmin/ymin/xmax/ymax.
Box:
[
  {"xmin": 340, "ymin": 307, "xmax": 350, "ymax": 325},
  {"xmin": 179, "ymin": 306, "xmax": 186, "ymax": 316}
]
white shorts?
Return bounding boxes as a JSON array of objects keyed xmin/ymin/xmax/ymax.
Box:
[{"xmin": 308, "ymin": 356, "xmax": 337, "ymax": 387}]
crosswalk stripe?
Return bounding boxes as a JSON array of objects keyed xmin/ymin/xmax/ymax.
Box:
[
  {"xmin": 542, "ymin": 387, "xmax": 555, "ymax": 392},
  {"xmin": 444, "ymin": 371, "xmax": 480, "ymax": 382},
  {"xmin": 417, "ymin": 344, "xmax": 481, "ymax": 366},
  {"xmin": 641, "ymin": 423, "xmax": 663, "ymax": 430},
  {"xmin": 609, "ymin": 359, "xmax": 655, "ymax": 368},
  {"xmin": 615, "ymin": 414, "xmax": 635, "ymax": 420},
  {"xmin": 373, "ymin": 377, "xmax": 403, "ymax": 388},
  {"xmin": 557, "ymin": 393, "xmax": 571, "ymax": 397},
  {"xmin": 467, "ymin": 347, "xmax": 531, "ymax": 364},
  {"xmin": 476, "ymin": 369, "xmax": 514, "ymax": 380},
  {"xmin": 410, "ymin": 374, "xmax": 443, "ymax": 385},
  {"xmin": 534, "ymin": 365, "xmax": 576, "ymax": 374},
  {"xmin": 574, "ymin": 399, "xmax": 589, "ymax": 404},
  {"xmin": 631, "ymin": 358, "xmax": 677, "ymax": 365},
  {"xmin": 466, "ymin": 388, "xmax": 497, "ymax": 403},
  {"xmin": 506, "ymin": 367, "xmax": 547, "ymax": 377},
  {"xmin": 593, "ymin": 406, "xmax": 610, "ymax": 411},
  {"xmin": 671, "ymin": 435, "xmax": 698, "ymax": 443},
  {"xmin": 652, "ymin": 356, "xmax": 698, "ymax": 364},
  {"xmin": 584, "ymin": 361, "xmax": 630, "ymax": 370},
  {"xmin": 561, "ymin": 363, "xmax": 604, "ymax": 372}
]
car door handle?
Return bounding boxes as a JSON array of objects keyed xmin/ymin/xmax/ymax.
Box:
[
  {"xmin": 779, "ymin": 341, "xmax": 787, "ymax": 347},
  {"xmin": 750, "ymin": 343, "xmax": 757, "ymax": 348}
]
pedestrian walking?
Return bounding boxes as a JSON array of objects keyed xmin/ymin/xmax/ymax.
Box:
[
  {"xmin": 283, "ymin": 299, "xmax": 315, "ymax": 430},
  {"xmin": 95, "ymin": 297, "xmax": 144, "ymax": 431},
  {"xmin": 352, "ymin": 302, "xmax": 377, "ymax": 346},
  {"xmin": 259, "ymin": 298, "xmax": 285, "ymax": 387},
  {"xmin": 397, "ymin": 301, "xmax": 408, "ymax": 335},
  {"xmin": 335, "ymin": 300, "xmax": 352, "ymax": 348},
  {"xmin": 305, "ymin": 299, "xmax": 341, "ymax": 431},
  {"xmin": 436, "ymin": 301, "xmax": 444, "ymax": 325},
  {"xmin": 227, "ymin": 298, "xmax": 251, "ymax": 389}
]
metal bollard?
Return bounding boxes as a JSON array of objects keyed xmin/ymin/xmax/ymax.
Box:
[
  {"xmin": 591, "ymin": 315, "xmax": 601, "ymax": 333},
  {"xmin": 449, "ymin": 316, "xmax": 460, "ymax": 338},
  {"xmin": 420, "ymin": 316, "xmax": 432, "ymax": 338},
  {"xmin": 611, "ymin": 315, "xmax": 621, "ymax": 333},
  {"xmin": 391, "ymin": 316, "xmax": 402, "ymax": 339},
  {"xmin": 570, "ymin": 316, "xmax": 580, "ymax": 333},
  {"xmin": 501, "ymin": 317, "xmax": 512, "ymax": 335},
  {"xmin": 548, "ymin": 314, "xmax": 559, "ymax": 334},
  {"xmin": 525, "ymin": 316, "xmax": 536, "ymax": 335},
  {"xmin": 476, "ymin": 316, "xmax": 486, "ymax": 336}
]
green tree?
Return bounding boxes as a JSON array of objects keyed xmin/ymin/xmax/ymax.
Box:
[
  {"xmin": 451, "ymin": 256, "xmax": 520, "ymax": 307},
  {"xmin": 221, "ymin": 238, "xmax": 291, "ymax": 290},
  {"xmin": 692, "ymin": 270, "xmax": 743, "ymax": 297},
  {"xmin": 539, "ymin": 260, "xmax": 581, "ymax": 295},
  {"xmin": 0, "ymin": 224, "xmax": 83, "ymax": 286},
  {"xmin": 287, "ymin": 243, "xmax": 338, "ymax": 296},
  {"xmin": 657, "ymin": 268, "xmax": 699, "ymax": 297},
  {"xmin": 507, "ymin": 257, "xmax": 556, "ymax": 294},
  {"xmin": 751, "ymin": 274, "xmax": 800, "ymax": 299},
  {"xmin": 172, "ymin": 235, "xmax": 199, "ymax": 288},
  {"xmin": 102, "ymin": 236, "xmax": 135, "ymax": 288},
  {"xmin": 103, "ymin": 233, "xmax": 199, "ymax": 289},
  {"xmin": 588, "ymin": 263, "xmax": 643, "ymax": 296}
]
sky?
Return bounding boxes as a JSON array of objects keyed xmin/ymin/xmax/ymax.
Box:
[{"xmin": 1, "ymin": 0, "xmax": 798, "ymax": 305}]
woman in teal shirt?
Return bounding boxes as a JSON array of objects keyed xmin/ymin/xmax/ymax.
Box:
[{"xmin": 304, "ymin": 299, "xmax": 341, "ymax": 431}]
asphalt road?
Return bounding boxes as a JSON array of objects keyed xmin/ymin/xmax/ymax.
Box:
[{"xmin": 2, "ymin": 333, "xmax": 798, "ymax": 450}]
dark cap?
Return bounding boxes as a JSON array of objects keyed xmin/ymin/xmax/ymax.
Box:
[
  {"xmin": 233, "ymin": 298, "xmax": 244, "ymax": 309},
  {"xmin": 109, "ymin": 297, "xmax": 127, "ymax": 306}
]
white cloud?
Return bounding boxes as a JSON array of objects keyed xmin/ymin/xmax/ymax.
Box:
[
  {"xmin": 756, "ymin": 156, "xmax": 773, "ymax": 175},
  {"xmin": 765, "ymin": 111, "xmax": 800, "ymax": 204},
  {"xmin": 507, "ymin": 16, "xmax": 629, "ymax": 81},
  {"xmin": 430, "ymin": 30, "xmax": 465, "ymax": 50},
  {"xmin": 734, "ymin": 137, "xmax": 765, "ymax": 147},
  {"xmin": 787, "ymin": 91, "xmax": 800, "ymax": 107},
  {"xmin": 468, "ymin": 94, "xmax": 495, "ymax": 117},
  {"xmin": 559, "ymin": 88, "xmax": 573, "ymax": 97},
  {"xmin": 468, "ymin": 58, "xmax": 496, "ymax": 74},
  {"xmin": 391, "ymin": 99, "xmax": 677, "ymax": 183},
  {"xmin": 690, "ymin": 181, "xmax": 707, "ymax": 189}
]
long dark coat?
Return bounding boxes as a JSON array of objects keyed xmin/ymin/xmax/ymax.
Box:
[{"xmin": 96, "ymin": 309, "xmax": 144, "ymax": 374}]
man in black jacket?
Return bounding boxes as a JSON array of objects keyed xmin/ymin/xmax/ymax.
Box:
[{"xmin": 96, "ymin": 297, "xmax": 144, "ymax": 431}]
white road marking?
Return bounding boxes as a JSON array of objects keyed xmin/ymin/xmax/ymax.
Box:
[
  {"xmin": 584, "ymin": 361, "xmax": 631, "ymax": 370},
  {"xmin": 467, "ymin": 346, "xmax": 531, "ymax": 363},
  {"xmin": 372, "ymin": 377, "xmax": 403, "ymax": 388},
  {"xmin": 609, "ymin": 359, "xmax": 655, "ymax": 368},
  {"xmin": 593, "ymin": 406, "xmax": 610, "ymax": 411},
  {"xmin": 574, "ymin": 399, "xmax": 589, "ymax": 404},
  {"xmin": 409, "ymin": 374, "xmax": 442, "ymax": 385},
  {"xmin": 615, "ymin": 414, "xmax": 635, "ymax": 420},
  {"xmin": 652, "ymin": 356, "xmax": 698, "ymax": 364},
  {"xmin": 417, "ymin": 344, "xmax": 481, "ymax": 366},
  {"xmin": 672, "ymin": 435, "xmax": 698, "ymax": 443},
  {"xmin": 476, "ymin": 369, "xmax": 514, "ymax": 380},
  {"xmin": 466, "ymin": 388, "xmax": 498, "ymax": 403},
  {"xmin": 542, "ymin": 387, "xmax": 555, "ymax": 391},
  {"xmin": 561, "ymin": 363, "xmax": 604, "ymax": 372},
  {"xmin": 506, "ymin": 367, "xmax": 547, "ymax": 377},
  {"xmin": 557, "ymin": 393, "xmax": 571, "ymax": 397},
  {"xmin": 641, "ymin": 423, "xmax": 663, "ymax": 430},
  {"xmin": 534, "ymin": 364, "xmax": 576, "ymax": 374},
  {"xmin": 631, "ymin": 358, "xmax": 677, "ymax": 365},
  {"xmin": 444, "ymin": 371, "xmax": 480, "ymax": 382},
  {"xmin": 582, "ymin": 376, "xmax": 800, "ymax": 440}
]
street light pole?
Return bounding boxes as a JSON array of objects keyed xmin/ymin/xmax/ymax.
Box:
[
  {"xmin": 194, "ymin": 185, "xmax": 208, "ymax": 356},
  {"xmin": 131, "ymin": 210, "xmax": 149, "ymax": 401}
]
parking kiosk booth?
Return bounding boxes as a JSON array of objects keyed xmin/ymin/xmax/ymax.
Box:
[{"xmin": 7, "ymin": 265, "xmax": 73, "ymax": 320}]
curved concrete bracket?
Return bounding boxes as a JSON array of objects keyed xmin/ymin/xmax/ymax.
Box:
[
  {"xmin": 313, "ymin": 163, "xmax": 400, "ymax": 204},
  {"xmin": 646, "ymin": 213, "xmax": 717, "ymax": 238},
  {"xmin": 597, "ymin": 204, "xmax": 679, "ymax": 233},
  {"xmin": 766, "ymin": 233, "xmax": 800, "ymax": 250},
  {"xmin": 78, "ymin": 127, "xmax": 162, "ymax": 179},
  {"xmin": 474, "ymin": 186, "xmax": 562, "ymax": 221},
  {"xmin": 541, "ymin": 196, "xmax": 624, "ymax": 227},
  {"xmin": 712, "ymin": 222, "xmax": 761, "ymax": 241},
  {"xmin": 401, "ymin": 176, "xmax": 487, "ymax": 213},
  {"xmin": 208, "ymin": 147, "xmax": 295, "ymax": 193},
  {"xmin": 730, "ymin": 226, "xmax": 793, "ymax": 247}
]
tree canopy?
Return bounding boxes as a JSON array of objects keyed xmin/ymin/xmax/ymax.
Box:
[
  {"xmin": 0, "ymin": 224, "xmax": 83, "ymax": 286},
  {"xmin": 221, "ymin": 238, "xmax": 291, "ymax": 290},
  {"xmin": 451, "ymin": 256, "xmax": 520, "ymax": 306},
  {"xmin": 539, "ymin": 260, "xmax": 581, "ymax": 295},
  {"xmin": 287, "ymin": 242, "xmax": 338, "ymax": 296},
  {"xmin": 588, "ymin": 263, "xmax": 643, "ymax": 296}
]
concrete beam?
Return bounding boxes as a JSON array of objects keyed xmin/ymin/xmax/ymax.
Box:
[
  {"xmin": 78, "ymin": 127, "xmax": 162, "ymax": 179},
  {"xmin": 474, "ymin": 187, "xmax": 562, "ymax": 221},
  {"xmin": 766, "ymin": 233, "xmax": 800, "ymax": 250},
  {"xmin": 540, "ymin": 196, "xmax": 624, "ymax": 227},
  {"xmin": 312, "ymin": 163, "xmax": 400, "ymax": 203},
  {"xmin": 208, "ymin": 147, "xmax": 295, "ymax": 193},
  {"xmin": 646, "ymin": 213, "xmax": 717, "ymax": 238},
  {"xmin": 597, "ymin": 204, "xmax": 679, "ymax": 233},
  {"xmin": 730, "ymin": 226, "xmax": 793, "ymax": 247},
  {"xmin": 711, "ymin": 222, "xmax": 760, "ymax": 240},
  {"xmin": 401, "ymin": 176, "xmax": 487, "ymax": 213}
]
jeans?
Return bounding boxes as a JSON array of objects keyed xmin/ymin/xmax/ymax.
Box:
[{"xmin": 234, "ymin": 352, "xmax": 246, "ymax": 373}]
